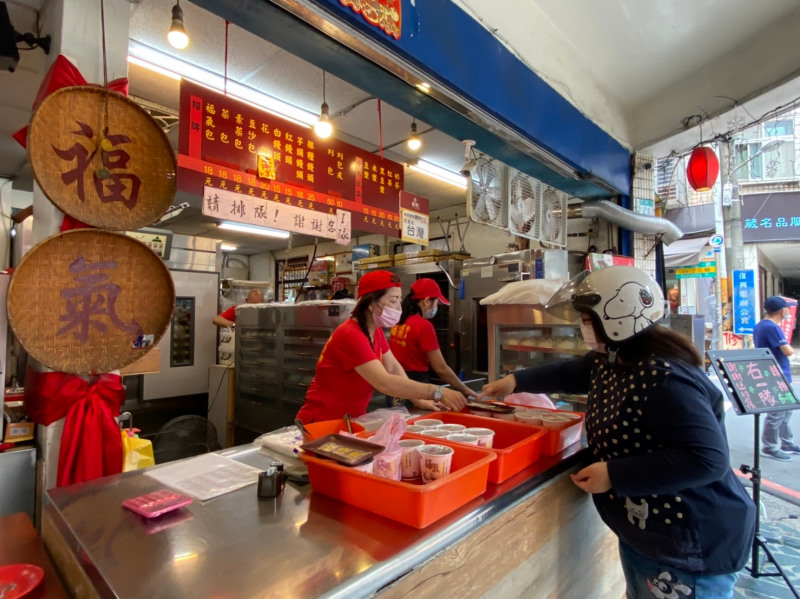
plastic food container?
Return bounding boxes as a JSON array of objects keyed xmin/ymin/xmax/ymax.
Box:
[
  {"xmin": 505, "ymin": 405, "xmax": 584, "ymax": 456},
  {"xmin": 303, "ymin": 419, "xmax": 366, "ymax": 440},
  {"xmin": 301, "ymin": 435, "xmax": 496, "ymax": 528},
  {"xmin": 409, "ymin": 412, "xmax": 546, "ymax": 484}
]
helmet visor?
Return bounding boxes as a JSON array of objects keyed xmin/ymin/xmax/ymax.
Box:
[{"xmin": 544, "ymin": 270, "xmax": 591, "ymax": 321}]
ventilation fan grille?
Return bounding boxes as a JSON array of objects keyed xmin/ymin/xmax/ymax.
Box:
[
  {"xmin": 467, "ymin": 156, "xmax": 507, "ymax": 230},
  {"xmin": 540, "ymin": 186, "xmax": 568, "ymax": 248},
  {"xmin": 508, "ymin": 171, "xmax": 542, "ymax": 240}
]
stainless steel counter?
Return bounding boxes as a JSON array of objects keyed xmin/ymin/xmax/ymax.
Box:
[{"xmin": 44, "ymin": 443, "xmax": 587, "ymax": 599}]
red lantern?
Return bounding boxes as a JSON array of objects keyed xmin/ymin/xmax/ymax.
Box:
[{"xmin": 686, "ymin": 146, "xmax": 719, "ymax": 192}]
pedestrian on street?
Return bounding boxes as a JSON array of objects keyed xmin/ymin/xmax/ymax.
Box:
[{"xmin": 754, "ymin": 295, "xmax": 800, "ymax": 461}]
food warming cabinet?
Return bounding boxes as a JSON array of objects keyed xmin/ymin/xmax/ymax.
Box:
[{"xmin": 233, "ymin": 301, "xmax": 354, "ymax": 443}]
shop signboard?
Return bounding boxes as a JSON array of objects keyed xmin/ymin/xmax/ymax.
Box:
[
  {"xmin": 202, "ymin": 186, "xmax": 351, "ymax": 245},
  {"xmin": 399, "ymin": 191, "xmax": 429, "ymax": 245},
  {"xmin": 740, "ymin": 192, "xmax": 800, "ymax": 243},
  {"xmin": 178, "ymin": 80, "xmax": 408, "ymax": 237},
  {"xmin": 339, "ymin": 0, "xmax": 401, "ymax": 39},
  {"xmin": 675, "ymin": 261, "xmax": 716, "ymax": 279},
  {"xmin": 732, "ymin": 269, "xmax": 756, "ymax": 335}
]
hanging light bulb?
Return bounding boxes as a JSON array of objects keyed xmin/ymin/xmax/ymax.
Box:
[
  {"xmin": 407, "ymin": 119, "xmax": 421, "ymax": 151},
  {"xmin": 314, "ymin": 70, "xmax": 334, "ymax": 139},
  {"xmin": 168, "ymin": 1, "xmax": 189, "ymax": 50}
]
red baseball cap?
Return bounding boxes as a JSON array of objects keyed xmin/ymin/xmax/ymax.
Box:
[
  {"xmin": 411, "ymin": 278, "xmax": 449, "ymax": 305},
  {"xmin": 357, "ymin": 270, "xmax": 402, "ymax": 298}
]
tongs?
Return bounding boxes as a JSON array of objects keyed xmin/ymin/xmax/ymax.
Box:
[
  {"xmin": 343, "ymin": 413, "xmax": 353, "ymax": 434},
  {"xmin": 295, "ymin": 419, "xmax": 313, "ymax": 443}
]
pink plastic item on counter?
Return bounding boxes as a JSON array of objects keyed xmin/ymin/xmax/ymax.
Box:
[{"xmin": 504, "ymin": 393, "xmax": 555, "ymax": 409}]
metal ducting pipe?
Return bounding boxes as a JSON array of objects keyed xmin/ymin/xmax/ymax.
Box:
[{"xmin": 567, "ymin": 200, "xmax": 683, "ymax": 245}]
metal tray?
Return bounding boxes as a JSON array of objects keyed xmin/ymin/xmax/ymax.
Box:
[{"xmin": 300, "ymin": 434, "xmax": 384, "ymax": 467}]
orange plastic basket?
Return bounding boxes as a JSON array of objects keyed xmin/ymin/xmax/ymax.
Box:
[
  {"xmin": 301, "ymin": 436, "xmax": 496, "ymax": 529},
  {"xmin": 408, "ymin": 413, "xmax": 546, "ymax": 483},
  {"xmin": 504, "ymin": 406, "xmax": 584, "ymax": 456},
  {"xmin": 303, "ymin": 419, "xmax": 365, "ymax": 441}
]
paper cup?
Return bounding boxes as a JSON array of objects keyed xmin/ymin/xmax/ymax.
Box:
[
  {"xmin": 447, "ymin": 433, "xmax": 479, "ymax": 445},
  {"xmin": 515, "ymin": 412, "xmax": 543, "ymax": 426},
  {"xmin": 406, "ymin": 425, "xmax": 428, "ymax": 434},
  {"xmin": 414, "ymin": 419, "xmax": 443, "ymax": 428},
  {"xmin": 350, "ymin": 458, "xmax": 374, "ymax": 474},
  {"xmin": 418, "ymin": 444, "xmax": 454, "ymax": 483},
  {"xmin": 464, "ymin": 427, "xmax": 495, "ymax": 448},
  {"xmin": 399, "ymin": 439, "xmax": 425, "ymax": 478},
  {"xmin": 437, "ymin": 423, "xmax": 466, "ymax": 433},
  {"xmin": 493, "ymin": 412, "xmax": 517, "ymax": 421},
  {"xmin": 421, "ymin": 429, "xmax": 451, "ymax": 439},
  {"xmin": 540, "ymin": 413, "xmax": 575, "ymax": 429}
]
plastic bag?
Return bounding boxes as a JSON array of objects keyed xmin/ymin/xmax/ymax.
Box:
[
  {"xmin": 218, "ymin": 327, "xmax": 235, "ymax": 365},
  {"xmin": 121, "ymin": 429, "xmax": 155, "ymax": 472},
  {"xmin": 354, "ymin": 406, "xmax": 410, "ymax": 432},
  {"xmin": 479, "ymin": 279, "xmax": 567, "ymax": 306},
  {"xmin": 368, "ymin": 413, "xmax": 406, "ymax": 480},
  {"xmin": 504, "ymin": 392, "xmax": 556, "ymax": 409}
]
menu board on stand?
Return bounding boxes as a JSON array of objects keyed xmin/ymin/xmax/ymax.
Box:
[
  {"xmin": 707, "ymin": 349, "xmax": 800, "ymax": 415},
  {"xmin": 177, "ymin": 80, "xmax": 414, "ymax": 239}
]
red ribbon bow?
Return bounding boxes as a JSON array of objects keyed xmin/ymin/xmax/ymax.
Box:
[{"xmin": 25, "ymin": 369, "xmax": 125, "ymax": 487}]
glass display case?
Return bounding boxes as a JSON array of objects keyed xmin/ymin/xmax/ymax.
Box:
[{"xmin": 487, "ymin": 304, "xmax": 586, "ymax": 383}]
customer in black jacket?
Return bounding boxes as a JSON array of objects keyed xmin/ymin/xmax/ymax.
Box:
[{"xmin": 479, "ymin": 266, "xmax": 755, "ymax": 599}]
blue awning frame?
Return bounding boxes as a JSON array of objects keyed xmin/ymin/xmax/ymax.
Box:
[{"xmin": 190, "ymin": 0, "xmax": 632, "ymax": 200}]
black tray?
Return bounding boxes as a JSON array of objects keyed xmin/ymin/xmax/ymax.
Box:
[{"xmin": 300, "ymin": 434, "xmax": 384, "ymax": 467}]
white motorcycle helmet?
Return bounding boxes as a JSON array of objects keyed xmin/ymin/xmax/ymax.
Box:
[{"xmin": 546, "ymin": 265, "xmax": 666, "ymax": 345}]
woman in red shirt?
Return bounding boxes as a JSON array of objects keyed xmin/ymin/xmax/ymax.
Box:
[
  {"xmin": 389, "ymin": 278, "xmax": 475, "ymax": 399},
  {"xmin": 296, "ymin": 271, "xmax": 468, "ymax": 424}
]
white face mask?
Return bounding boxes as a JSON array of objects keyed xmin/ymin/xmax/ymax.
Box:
[
  {"xmin": 372, "ymin": 304, "xmax": 402, "ymax": 328},
  {"xmin": 580, "ymin": 320, "xmax": 606, "ymax": 353}
]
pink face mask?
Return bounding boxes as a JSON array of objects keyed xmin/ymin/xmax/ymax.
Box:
[{"xmin": 373, "ymin": 304, "xmax": 402, "ymax": 328}]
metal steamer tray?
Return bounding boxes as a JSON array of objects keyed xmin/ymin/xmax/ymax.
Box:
[{"xmin": 300, "ymin": 434, "xmax": 385, "ymax": 467}]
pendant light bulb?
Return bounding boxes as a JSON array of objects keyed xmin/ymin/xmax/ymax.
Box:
[
  {"xmin": 168, "ymin": 1, "xmax": 189, "ymax": 50},
  {"xmin": 314, "ymin": 71, "xmax": 333, "ymax": 139},
  {"xmin": 407, "ymin": 120, "xmax": 421, "ymax": 151},
  {"xmin": 314, "ymin": 102, "xmax": 333, "ymax": 139}
]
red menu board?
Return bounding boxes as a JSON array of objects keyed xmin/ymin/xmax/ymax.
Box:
[{"xmin": 178, "ymin": 79, "xmax": 405, "ymax": 236}]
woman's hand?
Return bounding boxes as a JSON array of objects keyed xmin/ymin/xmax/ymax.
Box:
[
  {"xmin": 440, "ymin": 388, "xmax": 468, "ymax": 412},
  {"xmin": 570, "ymin": 461, "xmax": 611, "ymax": 494},
  {"xmin": 476, "ymin": 374, "xmax": 516, "ymax": 402},
  {"xmin": 414, "ymin": 398, "xmax": 445, "ymax": 412}
]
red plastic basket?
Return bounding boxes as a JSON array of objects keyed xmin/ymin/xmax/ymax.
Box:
[
  {"xmin": 303, "ymin": 419, "xmax": 365, "ymax": 440},
  {"xmin": 301, "ymin": 435, "xmax": 496, "ymax": 529},
  {"xmin": 408, "ymin": 413, "xmax": 546, "ymax": 483},
  {"xmin": 504, "ymin": 406, "xmax": 584, "ymax": 456}
]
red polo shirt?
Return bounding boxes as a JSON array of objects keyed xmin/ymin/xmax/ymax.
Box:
[
  {"xmin": 218, "ymin": 305, "xmax": 237, "ymax": 322},
  {"xmin": 389, "ymin": 314, "xmax": 439, "ymax": 373},
  {"xmin": 297, "ymin": 319, "xmax": 389, "ymax": 423}
]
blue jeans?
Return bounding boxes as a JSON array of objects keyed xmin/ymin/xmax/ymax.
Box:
[{"xmin": 618, "ymin": 541, "xmax": 738, "ymax": 599}]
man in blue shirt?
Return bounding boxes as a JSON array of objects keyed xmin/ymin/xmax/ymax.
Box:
[{"xmin": 753, "ymin": 296, "xmax": 799, "ymax": 461}]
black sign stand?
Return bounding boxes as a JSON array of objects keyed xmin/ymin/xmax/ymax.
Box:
[{"xmin": 708, "ymin": 349, "xmax": 800, "ymax": 599}]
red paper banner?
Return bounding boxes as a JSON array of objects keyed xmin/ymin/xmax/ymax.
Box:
[{"xmin": 178, "ymin": 80, "xmax": 403, "ymax": 237}]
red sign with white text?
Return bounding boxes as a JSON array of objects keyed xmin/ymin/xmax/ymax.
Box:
[
  {"xmin": 778, "ymin": 296, "xmax": 797, "ymax": 344},
  {"xmin": 178, "ymin": 80, "xmax": 403, "ymax": 236}
]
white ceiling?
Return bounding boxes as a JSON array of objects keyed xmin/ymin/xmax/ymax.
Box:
[
  {"xmin": 2, "ymin": 0, "xmax": 800, "ymax": 272},
  {"xmin": 534, "ymin": 0, "xmax": 800, "ymax": 110}
]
